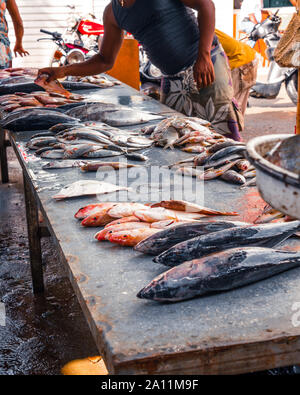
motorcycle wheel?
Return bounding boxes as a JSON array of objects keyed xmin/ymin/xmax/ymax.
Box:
[{"xmin": 285, "ymin": 72, "xmax": 298, "ymax": 105}]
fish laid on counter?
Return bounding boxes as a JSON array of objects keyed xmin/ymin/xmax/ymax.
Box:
[
  {"xmin": 134, "ymin": 220, "xmax": 247, "ymax": 256},
  {"xmin": 1, "ymin": 109, "xmax": 78, "ymax": 131},
  {"xmin": 81, "ymin": 203, "xmax": 148, "ymax": 227},
  {"xmin": 154, "ymin": 221, "xmax": 300, "ymax": 266},
  {"xmin": 65, "ymin": 102, "xmax": 163, "ymax": 126},
  {"xmin": 34, "ymin": 74, "xmax": 74, "ymax": 99},
  {"xmin": 134, "ymin": 207, "xmax": 205, "ymax": 223},
  {"xmin": 137, "ymin": 247, "xmax": 300, "ymax": 302},
  {"xmin": 53, "ymin": 180, "xmax": 131, "ymax": 200},
  {"xmin": 107, "ymin": 228, "xmax": 161, "ymax": 247},
  {"xmin": 95, "ymin": 222, "xmax": 152, "ymax": 241},
  {"xmin": 150, "ymin": 200, "xmax": 238, "ymax": 216},
  {"xmin": 221, "ymin": 170, "xmax": 246, "ymax": 185},
  {"xmin": 75, "ymin": 203, "xmax": 117, "ymax": 220},
  {"xmin": 80, "ymin": 162, "xmax": 141, "ymax": 172},
  {"xmin": 100, "ymin": 109, "xmax": 163, "ymax": 127}
]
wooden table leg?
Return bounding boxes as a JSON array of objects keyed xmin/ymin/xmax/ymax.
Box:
[
  {"xmin": 23, "ymin": 172, "xmax": 45, "ymax": 294},
  {"xmin": 0, "ymin": 129, "xmax": 9, "ymax": 183}
]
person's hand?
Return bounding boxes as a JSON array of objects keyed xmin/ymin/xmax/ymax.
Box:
[
  {"xmin": 193, "ymin": 54, "xmax": 215, "ymax": 90},
  {"xmin": 14, "ymin": 43, "xmax": 29, "ymax": 57},
  {"xmin": 37, "ymin": 67, "xmax": 66, "ymax": 83}
]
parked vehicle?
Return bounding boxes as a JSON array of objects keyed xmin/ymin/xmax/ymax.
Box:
[
  {"xmin": 38, "ymin": 29, "xmax": 96, "ymax": 68},
  {"xmin": 249, "ymin": 10, "xmax": 298, "ymax": 105}
]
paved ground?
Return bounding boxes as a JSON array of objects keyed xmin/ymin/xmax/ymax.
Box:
[{"xmin": 0, "ymin": 84, "xmax": 299, "ymax": 375}]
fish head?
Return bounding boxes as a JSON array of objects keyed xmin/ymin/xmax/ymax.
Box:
[
  {"xmin": 107, "ymin": 231, "xmax": 136, "ymax": 246},
  {"xmin": 81, "ymin": 208, "xmax": 109, "ymax": 227}
]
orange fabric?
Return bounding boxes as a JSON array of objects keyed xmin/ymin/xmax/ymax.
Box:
[{"xmin": 107, "ymin": 38, "xmax": 140, "ymax": 90}]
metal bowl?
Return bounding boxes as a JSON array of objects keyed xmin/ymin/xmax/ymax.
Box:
[{"xmin": 246, "ymin": 134, "xmax": 300, "ymax": 219}]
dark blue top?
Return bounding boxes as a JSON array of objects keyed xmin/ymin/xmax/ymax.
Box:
[{"xmin": 111, "ymin": 0, "xmax": 200, "ymax": 75}]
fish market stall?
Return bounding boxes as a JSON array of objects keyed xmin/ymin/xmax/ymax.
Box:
[{"xmin": 1, "ymin": 76, "xmax": 300, "ymax": 374}]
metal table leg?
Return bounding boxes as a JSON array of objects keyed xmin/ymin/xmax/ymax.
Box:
[
  {"xmin": 0, "ymin": 129, "xmax": 9, "ymax": 183},
  {"xmin": 23, "ymin": 172, "xmax": 45, "ymax": 294}
]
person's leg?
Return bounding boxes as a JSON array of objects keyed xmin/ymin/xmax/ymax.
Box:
[
  {"xmin": 161, "ymin": 40, "xmax": 243, "ymax": 141},
  {"xmin": 232, "ymin": 60, "xmax": 258, "ymax": 116}
]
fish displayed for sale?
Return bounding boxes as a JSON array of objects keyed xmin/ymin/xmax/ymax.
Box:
[
  {"xmin": 124, "ymin": 152, "xmax": 149, "ymax": 161},
  {"xmin": 198, "ymin": 160, "xmax": 240, "ymax": 180},
  {"xmin": 108, "ymin": 203, "xmax": 149, "ymax": 218},
  {"xmin": 206, "ymin": 145, "xmax": 246, "ymax": 164},
  {"xmin": 100, "ymin": 109, "xmax": 163, "ymax": 127},
  {"xmin": 134, "ymin": 220, "xmax": 247, "ymax": 256},
  {"xmin": 1, "ymin": 109, "xmax": 78, "ymax": 131},
  {"xmin": 80, "ymin": 162, "xmax": 141, "ymax": 172},
  {"xmin": 81, "ymin": 206, "xmax": 117, "ymax": 227},
  {"xmin": 53, "ymin": 180, "xmax": 131, "ymax": 200},
  {"xmin": 105, "ymin": 215, "xmax": 142, "ymax": 228},
  {"xmin": 65, "ymin": 103, "xmax": 119, "ymax": 120},
  {"xmin": 107, "ymin": 228, "xmax": 161, "ymax": 247},
  {"xmin": 221, "ymin": 170, "xmax": 246, "ymax": 185},
  {"xmin": 150, "ymin": 200, "xmax": 238, "ymax": 215},
  {"xmin": 34, "ymin": 74, "xmax": 74, "ymax": 99},
  {"xmin": 42, "ymin": 160, "xmax": 86, "ymax": 170},
  {"xmin": 75, "ymin": 203, "xmax": 116, "ymax": 220},
  {"xmin": 137, "ymin": 247, "xmax": 300, "ymax": 302},
  {"xmin": 154, "ymin": 221, "xmax": 300, "ymax": 266},
  {"xmin": 95, "ymin": 222, "xmax": 151, "ymax": 241},
  {"xmin": 134, "ymin": 207, "xmax": 204, "ymax": 223},
  {"xmin": 40, "ymin": 149, "xmax": 65, "ymax": 159}
]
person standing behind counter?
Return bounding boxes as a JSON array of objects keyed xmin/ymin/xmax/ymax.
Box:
[
  {"xmin": 38, "ymin": 0, "xmax": 243, "ymax": 141},
  {"xmin": 0, "ymin": 0, "xmax": 29, "ymax": 68},
  {"xmin": 216, "ymin": 29, "xmax": 257, "ymax": 115}
]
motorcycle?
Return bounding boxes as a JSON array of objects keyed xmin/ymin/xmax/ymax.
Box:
[
  {"xmin": 46, "ymin": 4, "xmax": 104, "ymax": 68},
  {"xmin": 38, "ymin": 29, "xmax": 96, "ymax": 68},
  {"xmin": 248, "ymin": 10, "xmax": 298, "ymax": 105}
]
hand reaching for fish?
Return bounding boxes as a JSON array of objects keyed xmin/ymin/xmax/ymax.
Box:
[{"xmin": 37, "ymin": 67, "xmax": 66, "ymax": 84}]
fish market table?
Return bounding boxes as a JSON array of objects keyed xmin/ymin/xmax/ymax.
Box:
[{"xmin": 4, "ymin": 84, "xmax": 300, "ymax": 375}]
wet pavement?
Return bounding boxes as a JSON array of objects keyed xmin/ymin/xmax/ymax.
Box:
[
  {"xmin": 0, "ymin": 151, "xmax": 98, "ymax": 375},
  {"xmin": 0, "ymin": 82, "xmax": 299, "ymax": 375}
]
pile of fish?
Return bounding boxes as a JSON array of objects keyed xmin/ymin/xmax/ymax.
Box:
[
  {"xmin": 75, "ymin": 200, "xmax": 239, "ymax": 245},
  {"xmin": 137, "ymin": 218, "xmax": 300, "ymax": 302},
  {"xmin": 0, "ymin": 67, "xmax": 38, "ymax": 85},
  {"xmin": 0, "ymin": 91, "xmax": 84, "ymax": 114},
  {"xmin": 25, "ymin": 121, "xmax": 153, "ymax": 160},
  {"xmin": 142, "ymin": 116, "xmax": 256, "ymax": 186},
  {"xmin": 72, "ymin": 75, "xmax": 121, "ymax": 88},
  {"xmin": 73, "ymin": 198, "xmax": 300, "ymax": 303}
]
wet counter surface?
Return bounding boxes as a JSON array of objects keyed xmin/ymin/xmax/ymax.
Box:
[{"xmin": 7, "ymin": 81, "xmax": 300, "ymax": 374}]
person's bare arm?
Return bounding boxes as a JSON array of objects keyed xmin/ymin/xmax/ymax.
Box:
[
  {"xmin": 289, "ymin": 0, "xmax": 297, "ymax": 7},
  {"xmin": 6, "ymin": 0, "xmax": 29, "ymax": 57},
  {"xmin": 38, "ymin": 4, "xmax": 123, "ymax": 82},
  {"xmin": 180, "ymin": 0, "xmax": 215, "ymax": 88},
  {"xmin": 248, "ymin": 13, "xmax": 259, "ymax": 25}
]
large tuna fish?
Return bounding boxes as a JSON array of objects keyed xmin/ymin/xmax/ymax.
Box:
[
  {"xmin": 137, "ymin": 247, "xmax": 300, "ymax": 302},
  {"xmin": 154, "ymin": 221, "xmax": 300, "ymax": 267},
  {"xmin": 135, "ymin": 220, "xmax": 247, "ymax": 256}
]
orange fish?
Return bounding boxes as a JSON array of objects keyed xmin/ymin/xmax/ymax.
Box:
[
  {"xmin": 107, "ymin": 228, "xmax": 161, "ymax": 247},
  {"xmin": 75, "ymin": 203, "xmax": 116, "ymax": 220},
  {"xmin": 81, "ymin": 207, "xmax": 115, "ymax": 227},
  {"xmin": 134, "ymin": 208, "xmax": 204, "ymax": 223},
  {"xmin": 104, "ymin": 216, "xmax": 141, "ymax": 228},
  {"xmin": 95, "ymin": 222, "xmax": 150, "ymax": 241},
  {"xmin": 34, "ymin": 74, "xmax": 72, "ymax": 99}
]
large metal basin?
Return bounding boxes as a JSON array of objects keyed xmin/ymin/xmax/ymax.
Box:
[{"xmin": 246, "ymin": 134, "xmax": 300, "ymax": 219}]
